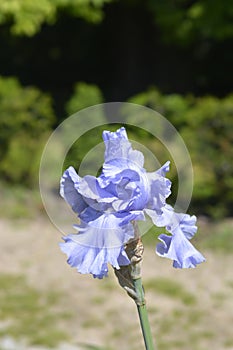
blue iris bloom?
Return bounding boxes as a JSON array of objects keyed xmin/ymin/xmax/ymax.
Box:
[{"xmin": 60, "ymin": 127, "xmax": 205, "ymax": 278}]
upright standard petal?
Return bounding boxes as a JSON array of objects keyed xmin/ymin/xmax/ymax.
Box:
[
  {"xmin": 145, "ymin": 162, "xmax": 171, "ymax": 224},
  {"xmin": 103, "ymin": 127, "xmax": 144, "ymax": 167},
  {"xmin": 103, "ymin": 127, "xmax": 130, "ymax": 162}
]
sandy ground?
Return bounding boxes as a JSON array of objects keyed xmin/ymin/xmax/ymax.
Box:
[{"xmin": 0, "ymin": 216, "xmax": 233, "ymax": 350}]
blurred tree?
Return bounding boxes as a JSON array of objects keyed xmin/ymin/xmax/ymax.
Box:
[
  {"xmin": 63, "ymin": 81, "xmax": 107, "ymax": 173},
  {"xmin": 0, "ymin": 0, "xmax": 232, "ymax": 219},
  {"xmin": 66, "ymin": 81, "xmax": 104, "ymax": 115},
  {"xmin": 129, "ymin": 88, "xmax": 233, "ymax": 218},
  {"xmin": 182, "ymin": 94, "xmax": 233, "ymax": 218},
  {"xmin": 0, "ymin": 0, "xmax": 113, "ymax": 36},
  {"xmin": 0, "ymin": 0, "xmax": 232, "ymax": 104},
  {"xmin": 1, "ymin": 0, "xmax": 232, "ymax": 42},
  {"xmin": 0, "ymin": 76, "xmax": 54, "ymax": 185},
  {"xmin": 148, "ymin": 0, "xmax": 233, "ymax": 44}
]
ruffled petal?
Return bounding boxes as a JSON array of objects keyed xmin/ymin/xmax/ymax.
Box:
[
  {"xmin": 76, "ymin": 211, "xmax": 135, "ymax": 248},
  {"xmin": 60, "ymin": 211, "xmax": 135, "ymax": 278},
  {"xmin": 156, "ymin": 204, "xmax": 174, "ymax": 226},
  {"xmin": 145, "ymin": 204, "xmax": 173, "ymax": 227},
  {"xmin": 172, "ymin": 212, "xmax": 197, "ymax": 240},
  {"xmin": 164, "ymin": 210, "xmax": 197, "ymax": 241},
  {"xmin": 147, "ymin": 204, "xmax": 197, "ymax": 240},
  {"xmin": 101, "ymin": 160, "xmax": 149, "ymax": 211},
  {"xmin": 78, "ymin": 206, "xmax": 103, "ymax": 223},
  {"xmin": 128, "ymin": 149, "xmax": 144, "ymax": 168},
  {"xmin": 101, "ymin": 161, "xmax": 140, "ymax": 183},
  {"xmin": 76, "ymin": 175, "xmax": 114, "ymax": 212},
  {"xmin": 60, "ymin": 236, "xmax": 108, "ymax": 278},
  {"xmin": 103, "ymin": 127, "xmax": 130, "ymax": 162},
  {"xmin": 156, "ymin": 161, "xmax": 170, "ymax": 177},
  {"xmin": 145, "ymin": 162, "xmax": 171, "ymax": 214},
  {"xmin": 156, "ymin": 230, "xmax": 205, "ymax": 268},
  {"xmin": 60, "ymin": 166, "xmax": 87, "ymax": 214},
  {"xmin": 60, "ymin": 127, "xmax": 205, "ymax": 275},
  {"xmin": 77, "ymin": 175, "xmax": 100, "ymax": 200},
  {"xmin": 103, "ymin": 127, "xmax": 144, "ymax": 167},
  {"xmin": 155, "ymin": 206, "xmax": 205, "ymax": 268}
]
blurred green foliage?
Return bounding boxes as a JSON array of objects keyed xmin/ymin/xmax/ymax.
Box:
[
  {"xmin": 0, "ymin": 1, "xmax": 232, "ymax": 219},
  {"xmin": 1, "ymin": 0, "xmax": 232, "ymax": 42},
  {"xmin": 129, "ymin": 88, "xmax": 233, "ymax": 218},
  {"xmin": 0, "ymin": 0, "xmax": 113, "ymax": 36},
  {"xmin": 148, "ymin": 0, "xmax": 233, "ymax": 44},
  {"xmin": 0, "ymin": 76, "xmax": 54, "ymax": 186},
  {"xmin": 1, "ymin": 75, "xmax": 232, "ymax": 218},
  {"xmin": 66, "ymin": 81, "xmax": 104, "ymax": 115}
]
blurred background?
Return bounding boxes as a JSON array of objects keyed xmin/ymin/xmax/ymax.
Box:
[{"xmin": 0, "ymin": 1, "xmax": 233, "ymax": 350}]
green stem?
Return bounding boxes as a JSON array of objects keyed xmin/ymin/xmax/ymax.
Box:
[{"xmin": 133, "ymin": 277, "xmax": 155, "ymax": 350}]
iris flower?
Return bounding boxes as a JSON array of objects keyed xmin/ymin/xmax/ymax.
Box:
[{"xmin": 60, "ymin": 127, "xmax": 205, "ymax": 278}]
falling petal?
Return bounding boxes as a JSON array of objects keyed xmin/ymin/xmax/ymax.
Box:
[{"xmin": 156, "ymin": 229, "xmax": 205, "ymax": 268}]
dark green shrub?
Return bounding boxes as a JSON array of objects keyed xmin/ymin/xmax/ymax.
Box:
[
  {"xmin": 0, "ymin": 76, "xmax": 54, "ymax": 186},
  {"xmin": 129, "ymin": 88, "xmax": 233, "ymax": 218}
]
